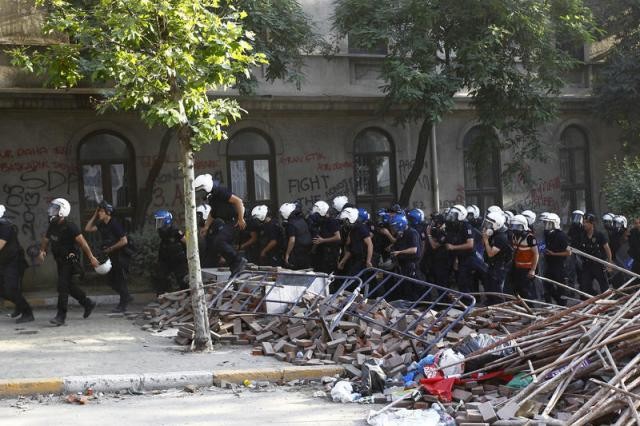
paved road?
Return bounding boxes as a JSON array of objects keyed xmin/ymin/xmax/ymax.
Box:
[{"xmin": 0, "ymin": 386, "xmax": 374, "ymax": 425}]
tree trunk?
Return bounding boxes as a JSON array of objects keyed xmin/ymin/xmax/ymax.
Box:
[
  {"xmin": 399, "ymin": 118, "xmax": 432, "ymax": 207},
  {"xmin": 133, "ymin": 128, "xmax": 176, "ymax": 230},
  {"xmin": 179, "ymin": 128, "xmax": 213, "ymax": 352}
]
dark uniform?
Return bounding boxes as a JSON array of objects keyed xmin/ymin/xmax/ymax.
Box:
[
  {"xmin": 256, "ymin": 219, "xmax": 284, "ymax": 267},
  {"xmin": 428, "ymin": 224, "xmax": 450, "ymax": 288},
  {"xmin": 392, "ymin": 227, "xmax": 422, "ymax": 300},
  {"xmin": 285, "ymin": 214, "xmax": 312, "ymax": 269},
  {"xmin": 344, "ymin": 223, "xmax": 371, "ymax": 276},
  {"xmin": 97, "ymin": 217, "xmax": 131, "ymax": 309},
  {"xmin": 156, "ymin": 224, "xmax": 188, "ymax": 294},
  {"xmin": 204, "ymin": 186, "xmax": 244, "ymax": 271},
  {"xmin": 544, "ymin": 229, "xmax": 569, "ymax": 305},
  {"xmin": 445, "ymin": 222, "xmax": 474, "ymax": 293},
  {"xmin": 46, "ymin": 220, "xmax": 93, "ymax": 319},
  {"xmin": 238, "ymin": 217, "xmax": 260, "ymax": 264},
  {"xmin": 578, "ymin": 230, "xmax": 610, "ymax": 295},
  {"xmin": 628, "ymin": 228, "xmax": 640, "ymax": 275},
  {"xmin": 485, "ymin": 230, "xmax": 513, "ymax": 305},
  {"xmin": 0, "ymin": 219, "xmax": 32, "ymax": 321},
  {"xmin": 311, "ymin": 216, "xmax": 341, "ymax": 274}
]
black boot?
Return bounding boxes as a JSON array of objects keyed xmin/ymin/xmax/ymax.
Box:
[
  {"xmin": 83, "ymin": 299, "xmax": 96, "ymax": 319},
  {"xmin": 230, "ymin": 257, "xmax": 248, "ymax": 278},
  {"xmin": 50, "ymin": 313, "xmax": 66, "ymax": 326},
  {"xmin": 10, "ymin": 307, "xmax": 20, "ymax": 318},
  {"xmin": 16, "ymin": 311, "xmax": 35, "ymax": 323}
]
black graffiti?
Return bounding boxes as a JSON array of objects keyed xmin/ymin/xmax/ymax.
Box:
[
  {"xmin": 2, "ymin": 184, "xmax": 40, "ymax": 241},
  {"xmin": 287, "ymin": 175, "xmax": 330, "ymax": 194},
  {"xmin": 19, "ymin": 170, "xmax": 78, "ymax": 194},
  {"xmin": 325, "ymin": 177, "xmax": 355, "ymax": 200}
]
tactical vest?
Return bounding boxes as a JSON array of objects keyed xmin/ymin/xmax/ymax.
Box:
[{"xmin": 514, "ymin": 232, "xmax": 535, "ymax": 269}]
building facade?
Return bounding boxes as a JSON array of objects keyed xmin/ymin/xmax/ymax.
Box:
[{"xmin": 0, "ymin": 0, "xmax": 620, "ymax": 290}]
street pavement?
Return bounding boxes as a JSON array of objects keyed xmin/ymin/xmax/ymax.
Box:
[
  {"xmin": 0, "ymin": 385, "xmax": 374, "ymax": 425},
  {"xmin": 0, "ymin": 304, "xmax": 284, "ymax": 380}
]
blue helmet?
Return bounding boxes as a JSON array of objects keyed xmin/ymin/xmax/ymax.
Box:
[
  {"xmin": 376, "ymin": 208, "xmax": 390, "ymax": 226},
  {"xmin": 358, "ymin": 208, "xmax": 370, "ymax": 223},
  {"xmin": 154, "ymin": 210, "xmax": 173, "ymax": 229},
  {"xmin": 389, "ymin": 213, "xmax": 409, "ymax": 233},
  {"xmin": 407, "ymin": 208, "xmax": 425, "ymax": 226}
]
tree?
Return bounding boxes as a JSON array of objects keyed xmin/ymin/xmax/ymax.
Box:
[
  {"xmin": 332, "ymin": 0, "xmax": 595, "ymax": 206},
  {"xmin": 603, "ymin": 156, "xmax": 640, "ymax": 219},
  {"xmin": 9, "ymin": 0, "xmax": 266, "ymax": 351},
  {"xmin": 590, "ymin": 1, "xmax": 640, "ymax": 150}
]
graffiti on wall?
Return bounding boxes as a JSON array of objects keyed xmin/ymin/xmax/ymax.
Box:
[{"xmin": 510, "ymin": 176, "xmax": 562, "ymax": 212}]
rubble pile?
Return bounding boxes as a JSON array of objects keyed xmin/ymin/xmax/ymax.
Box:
[{"xmin": 136, "ymin": 269, "xmax": 640, "ymax": 425}]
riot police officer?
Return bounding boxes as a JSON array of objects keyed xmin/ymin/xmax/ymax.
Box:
[
  {"xmin": 444, "ymin": 205, "xmax": 475, "ymax": 293},
  {"xmin": 427, "ymin": 212, "xmax": 450, "ymax": 288},
  {"xmin": 85, "ymin": 200, "xmax": 132, "ymax": 313},
  {"xmin": 337, "ymin": 207, "xmax": 373, "ymax": 276},
  {"xmin": 390, "ymin": 212, "xmax": 423, "ymax": 300},
  {"xmin": 154, "ymin": 210, "xmax": 188, "ymax": 294},
  {"xmin": 196, "ymin": 204, "xmax": 210, "ymax": 261},
  {"xmin": 195, "ymin": 173, "xmax": 247, "ymax": 276},
  {"xmin": 542, "ymin": 213, "xmax": 570, "ymax": 305},
  {"xmin": 510, "ymin": 214, "xmax": 539, "ymax": 300},
  {"xmin": 482, "ymin": 211, "xmax": 513, "ymax": 305},
  {"xmin": 38, "ymin": 198, "xmax": 99, "ymax": 326},
  {"xmin": 0, "ymin": 204, "xmax": 34, "ymax": 323},
  {"xmin": 251, "ymin": 205, "xmax": 283, "ymax": 267},
  {"xmin": 280, "ymin": 202, "xmax": 312, "ymax": 270},
  {"xmin": 578, "ymin": 214, "xmax": 613, "ymax": 295},
  {"xmin": 309, "ymin": 201, "xmax": 341, "ymax": 274},
  {"xmin": 628, "ymin": 217, "xmax": 640, "ymax": 275}
]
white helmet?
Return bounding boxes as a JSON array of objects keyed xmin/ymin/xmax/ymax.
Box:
[
  {"xmin": 503, "ymin": 210, "xmax": 514, "ymax": 225},
  {"xmin": 196, "ymin": 204, "xmax": 211, "ymax": 219},
  {"xmin": 571, "ymin": 210, "xmax": 585, "ymax": 225},
  {"xmin": 446, "ymin": 204, "xmax": 467, "ymax": 222},
  {"xmin": 521, "ymin": 210, "xmax": 536, "ymax": 227},
  {"xmin": 487, "ymin": 205, "xmax": 503, "ymax": 214},
  {"xmin": 542, "ymin": 213, "xmax": 561, "ymax": 231},
  {"xmin": 614, "ymin": 215, "xmax": 628, "ymax": 230},
  {"xmin": 48, "ymin": 198, "xmax": 71, "ymax": 222},
  {"xmin": 194, "ymin": 173, "xmax": 214, "ymax": 193},
  {"xmin": 312, "ymin": 200, "xmax": 330, "ymax": 217},
  {"xmin": 539, "ymin": 212, "xmax": 549, "ymax": 222},
  {"xmin": 339, "ymin": 207, "xmax": 359, "ymax": 224},
  {"xmin": 95, "ymin": 258, "xmax": 112, "ymax": 275},
  {"xmin": 602, "ymin": 213, "xmax": 614, "ymax": 224},
  {"xmin": 279, "ymin": 203, "xmax": 297, "ymax": 220},
  {"xmin": 510, "ymin": 214, "xmax": 530, "ymax": 232},
  {"xmin": 251, "ymin": 205, "xmax": 269, "ymax": 222},
  {"xmin": 466, "ymin": 205, "xmax": 481, "ymax": 220},
  {"xmin": 484, "ymin": 211, "xmax": 506, "ymax": 231},
  {"xmin": 0, "ymin": 204, "xmax": 5, "ymax": 219},
  {"xmin": 332, "ymin": 196, "xmax": 349, "ymax": 212}
]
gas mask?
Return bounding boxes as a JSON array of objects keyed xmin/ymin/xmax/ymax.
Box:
[{"xmin": 47, "ymin": 204, "xmax": 61, "ymax": 223}]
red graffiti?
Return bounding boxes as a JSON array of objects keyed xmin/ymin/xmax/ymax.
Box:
[
  {"xmin": 318, "ymin": 162, "xmax": 353, "ymax": 171},
  {"xmin": 279, "ymin": 152, "xmax": 327, "ymax": 165}
]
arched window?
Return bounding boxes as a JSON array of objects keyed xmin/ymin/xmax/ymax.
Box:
[
  {"xmin": 354, "ymin": 128, "xmax": 396, "ymax": 213},
  {"xmin": 227, "ymin": 130, "xmax": 276, "ymax": 209},
  {"xmin": 559, "ymin": 125, "xmax": 591, "ymax": 213},
  {"xmin": 463, "ymin": 126, "xmax": 502, "ymax": 212},
  {"xmin": 78, "ymin": 132, "xmax": 136, "ymax": 218}
]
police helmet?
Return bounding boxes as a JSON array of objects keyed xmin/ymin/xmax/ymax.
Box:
[
  {"xmin": 446, "ymin": 204, "xmax": 467, "ymax": 223},
  {"xmin": 466, "ymin": 205, "xmax": 481, "ymax": 221},
  {"xmin": 339, "ymin": 207, "xmax": 359, "ymax": 225},
  {"xmin": 407, "ymin": 208, "xmax": 425, "ymax": 226},
  {"xmin": 0, "ymin": 204, "xmax": 5, "ymax": 219},
  {"xmin": 376, "ymin": 209, "xmax": 390, "ymax": 226},
  {"xmin": 312, "ymin": 201, "xmax": 330, "ymax": 217},
  {"xmin": 98, "ymin": 200, "xmax": 115, "ymax": 215},
  {"xmin": 521, "ymin": 210, "xmax": 536, "ymax": 227},
  {"xmin": 542, "ymin": 213, "xmax": 561, "ymax": 231},
  {"xmin": 389, "ymin": 204, "xmax": 404, "ymax": 214},
  {"xmin": 251, "ymin": 205, "xmax": 269, "ymax": 222},
  {"xmin": 614, "ymin": 215, "xmax": 628, "ymax": 230},
  {"xmin": 279, "ymin": 203, "xmax": 297, "ymax": 220},
  {"xmin": 484, "ymin": 211, "xmax": 506, "ymax": 231},
  {"xmin": 487, "ymin": 205, "xmax": 503, "ymax": 215},
  {"xmin": 196, "ymin": 204, "xmax": 211, "ymax": 219},
  {"xmin": 332, "ymin": 196, "xmax": 349, "ymax": 212},
  {"xmin": 602, "ymin": 213, "xmax": 615, "ymax": 229},
  {"xmin": 48, "ymin": 198, "xmax": 71, "ymax": 222},
  {"xmin": 539, "ymin": 212, "xmax": 549, "ymax": 223},
  {"xmin": 94, "ymin": 256, "xmax": 112, "ymax": 275},
  {"xmin": 503, "ymin": 210, "xmax": 515, "ymax": 225},
  {"xmin": 389, "ymin": 213, "xmax": 409, "ymax": 233},
  {"xmin": 194, "ymin": 173, "xmax": 215, "ymax": 193},
  {"xmin": 571, "ymin": 210, "xmax": 585, "ymax": 225},
  {"xmin": 510, "ymin": 214, "xmax": 529, "ymax": 232},
  {"xmin": 358, "ymin": 208, "xmax": 370, "ymax": 223},
  {"xmin": 154, "ymin": 210, "xmax": 173, "ymax": 229}
]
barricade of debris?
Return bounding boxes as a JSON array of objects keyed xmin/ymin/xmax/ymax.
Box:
[{"xmin": 135, "ymin": 265, "xmax": 640, "ymax": 425}]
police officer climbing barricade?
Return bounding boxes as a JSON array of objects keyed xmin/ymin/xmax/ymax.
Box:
[
  {"xmin": 575, "ymin": 213, "xmax": 613, "ymax": 295},
  {"xmin": 308, "ymin": 200, "xmax": 341, "ymax": 274},
  {"xmin": 153, "ymin": 210, "xmax": 188, "ymax": 295},
  {"xmin": 251, "ymin": 205, "xmax": 284, "ymax": 267},
  {"xmin": 389, "ymin": 212, "xmax": 423, "ymax": 301},
  {"xmin": 510, "ymin": 214, "xmax": 539, "ymax": 300},
  {"xmin": 443, "ymin": 204, "xmax": 475, "ymax": 294},
  {"xmin": 337, "ymin": 207, "xmax": 373, "ymax": 277},
  {"xmin": 280, "ymin": 202, "xmax": 312, "ymax": 270},
  {"xmin": 540, "ymin": 212, "xmax": 571, "ymax": 305},
  {"xmin": 0, "ymin": 204, "xmax": 34, "ymax": 323},
  {"xmin": 85, "ymin": 200, "xmax": 133, "ymax": 313},
  {"xmin": 37, "ymin": 198, "xmax": 99, "ymax": 326},
  {"xmin": 482, "ymin": 211, "xmax": 514, "ymax": 305},
  {"xmin": 194, "ymin": 173, "xmax": 247, "ymax": 277}
]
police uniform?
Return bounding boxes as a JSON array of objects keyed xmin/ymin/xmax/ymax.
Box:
[
  {"xmin": 46, "ymin": 220, "xmax": 93, "ymax": 319},
  {"xmin": 429, "ymin": 225, "xmax": 450, "ymax": 288},
  {"xmin": 311, "ymin": 216, "xmax": 341, "ymax": 274},
  {"xmin": 285, "ymin": 214, "xmax": 312, "ymax": 270},
  {"xmin": 238, "ymin": 217, "xmax": 261, "ymax": 264},
  {"xmin": 97, "ymin": 217, "xmax": 131, "ymax": 309},
  {"xmin": 445, "ymin": 222, "xmax": 474, "ymax": 293},
  {"xmin": 345, "ymin": 223, "xmax": 371, "ymax": 276},
  {"xmin": 628, "ymin": 228, "xmax": 640, "ymax": 275},
  {"xmin": 156, "ymin": 224, "xmax": 188, "ymax": 294},
  {"xmin": 578, "ymin": 230, "xmax": 610, "ymax": 295},
  {"xmin": 204, "ymin": 186, "xmax": 244, "ymax": 271},
  {"xmin": 544, "ymin": 229, "xmax": 569, "ymax": 305},
  {"xmin": 256, "ymin": 219, "xmax": 284, "ymax": 267},
  {"xmin": 511, "ymin": 231, "xmax": 537, "ymax": 300},
  {"xmin": 0, "ymin": 218, "xmax": 32, "ymax": 320},
  {"xmin": 392, "ymin": 227, "xmax": 422, "ymax": 300},
  {"xmin": 485, "ymin": 230, "xmax": 513, "ymax": 305}
]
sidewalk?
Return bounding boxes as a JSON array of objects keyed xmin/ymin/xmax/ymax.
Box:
[{"xmin": 0, "ymin": 304, "xmax": 343, "ymax": 397}]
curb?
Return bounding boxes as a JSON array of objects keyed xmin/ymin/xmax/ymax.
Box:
[
  {"xmin": 0, "ymin": 365, "xmax": 345, "ymax": 398},
  {"xmin": 2, "ymin": 293, "xmax": 157, "ymax": 309}
]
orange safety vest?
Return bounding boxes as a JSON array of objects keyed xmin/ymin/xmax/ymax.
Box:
[{"xmin": 513, "ymin": 233, "xmax": 536, "ymax": 269}]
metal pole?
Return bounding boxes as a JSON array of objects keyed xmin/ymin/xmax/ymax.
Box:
[
  {"xmin": 570, "ymin": 246, "xmax": 640, "ymax": 282},
  {"xmin": 430, "ymin": 123, "xmax": 440, "ymax": 211}
]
